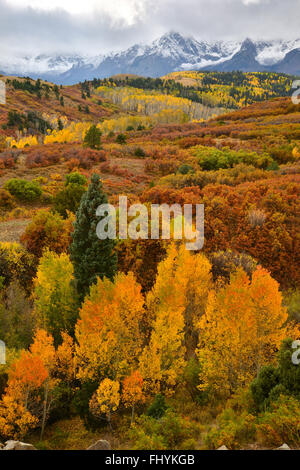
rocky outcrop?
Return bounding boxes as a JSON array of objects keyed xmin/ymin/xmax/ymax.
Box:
[
  {"xmin": 1, "ymin": 440, "xmax": 37, "ymax": 450},
  {"xmin": 276, "ymin": 443, "xmax": 291, "ymax": 450},
  {"xmin": 86, "ymin": 440, "xmax": 111, "ymax": 450}
]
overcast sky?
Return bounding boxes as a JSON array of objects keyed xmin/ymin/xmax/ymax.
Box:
[{"xmin": 0, "ymin": 0, "xmax": 300, "ymax": 56}]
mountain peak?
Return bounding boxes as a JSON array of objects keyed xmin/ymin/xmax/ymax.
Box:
[
  {"xmin": 1, "ymin": 33, "xmax": 300, "ymax": 84},
  {"xmin": 241, "ymin": 38, "xmax": 256, "ymax": 51},
  {"xmin": 159, "ymin": 31, "xmax": 188, "ymax": 41}
]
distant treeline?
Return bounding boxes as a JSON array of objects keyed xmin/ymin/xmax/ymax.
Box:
[{"xmin": 88, "ymin": 71, "xmax": 296, "ymax": 110}]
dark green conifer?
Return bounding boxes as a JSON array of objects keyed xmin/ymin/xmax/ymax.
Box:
[{"xmin": 70, "ymin": 174, "xmax": 117, "ymax": 301}]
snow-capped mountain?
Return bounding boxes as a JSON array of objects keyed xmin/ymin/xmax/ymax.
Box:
[
  {"xmin": 0, "ymin": 54, "xmax": 83, "ymax": 79},
  {"xmin": 0, "ymin": 33, "xmax": 299, "ymax": 84}
]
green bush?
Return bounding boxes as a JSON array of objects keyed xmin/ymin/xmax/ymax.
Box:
[
  {"xmin": 251, "ymin": 338, "xmax": 300, "ymax": 411},
  {"xmin": 54, "ymin": 184, "xmax": 86, "ymax": 218},
  {"xmin": 147, "ymin": 394, "xmax": 168, "ymax": 419},
  {"xmin": 256, "ymin": 395, "xmax": 300, "ymax": 447},
  {"xmin": 269, "ymin": 144, "xmax": 294, "ymax": 164},
  {"xmin": 158, "ymin": 164, "xmax": 271, "ymax": 190},
  {"xmin": 205, "ymin": 408, "xmax": 257, "ymax": 449},
  {"xmin": 116, "ymin": 134, "xmax": 126, "ymax": 144},
  {"xmin": 251, "ymin": 365, "xmax": 280, "ymax": 412},
  {"xmin": 129, "ymin": 411, "xmax": 200, "ymax": 450},
  {"xmin": 177, "ymin": 164, "xmax": 194, "ymax": 175},
  {"xmin": 194, "ymin": 146, "xmax": 274, "ymax": 171},
  {"xmin": 285, "ymin": 289, "xmax": 300, "ymax": 322},
  {"xmin": 4, "ymin": 178, "xmax": 42, "ymax": 202},
  {"xmin": 134, "ymin": 147, "xmax": 146, "ymax": 158},
  {"xmin": 83, "ymin": 125, "xmax": 102, "ymax": 150},
  {"xmin": 65, "ymin": 172, "xmax": 87, "ymax": 187},
  {"xmin": 183, "ymin": 357, "xmax": 208, "ymax": 404}
]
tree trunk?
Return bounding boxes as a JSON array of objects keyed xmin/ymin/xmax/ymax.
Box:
[{"xmin": 40, "ymin": 382, "xmax": 49, "ymax": 441}]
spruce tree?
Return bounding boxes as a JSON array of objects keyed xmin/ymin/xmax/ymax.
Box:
[
  {"xmin": 70, "ymin": 174, "xmax": 117, "ymax": 301},
  {"xmin": 83, "ymin": 124, "xmax": 101, "ymax": 149}
]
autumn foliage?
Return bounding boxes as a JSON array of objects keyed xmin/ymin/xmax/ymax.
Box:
[{"xmin": 0, "ymin": 74, "xmax": 299, "ymax": 449}]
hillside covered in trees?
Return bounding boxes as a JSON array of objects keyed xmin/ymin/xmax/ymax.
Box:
[{"xmin": 0, "ymin": 72, "xmax": 299, "ymax": 450}]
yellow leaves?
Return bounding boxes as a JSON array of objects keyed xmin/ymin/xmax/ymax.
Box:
[
  {"xmin": 96, "ymin": 85, "xmax": 218, "ymax": 122},
  {"xmin": 0, "ymin": 242, "xmax": 26, "ymax": 264},
  {"xmin": 6, "ymin": 135, "xmax": 38, "ymax": 149},
  {"xmin": 292, "ymin": 146, "xmax": 300, "ymax": 160},
  {"xmin": 33, "ymin": 250, "xmax": 77, "ymax": 342},
  {"xmin": 0, "ymin": 394, "xmax": 38, "ymax": 440},
  {"xmin": 162, "ymin": 71, "xmax": 293, "ymax": 109},
  {"xmin": 94, "ymin": 378, "xmax": 120, "ymax": 416},
  {"xmin": 140, "ymin": 244, "xmax": 212, "ymax": 395},
  {"xmin": 76, "ymin": 272, "xmax": 145, "ymax": 382},
  {"xmin": 42, "ymin": 113, "xmax": 68, "ymax": 130},
  {"xmin": 197, "ymin": 267, "xmax": 288, "ymax": 396},
  {"xmin": 34, "ymin": 250, "xmax": 74, "ymax": 295},
  {"xmin": 44, "ymin": 121, "xmax": 90, "ymax": 145}
]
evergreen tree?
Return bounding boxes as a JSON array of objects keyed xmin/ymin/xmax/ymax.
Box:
[
  {"xmin": 116, "ymin": 133, "xmax": 126, "ymax": 144},
  {"xmin": 83, "ymin": 125, "xmax": 101, "ymax": 150},
  {"xmin": 70, "ymin": 174, "xmax": 117, "ymax": 301}
]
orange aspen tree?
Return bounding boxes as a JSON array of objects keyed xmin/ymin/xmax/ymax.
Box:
[
  {"xmin": 55, "ymin": 332, "xmax": 75, "ymax": 383},
  {"xmin": 30, "ymin": 329, "xmax": 58, "ymax": 439},
  {"xmin": 0, "ymin": 350, "xmax": 48, "ymax": 439},
  {"xmin": 122, "ymin": 371, "xmax": 145, "ymax": 423}
]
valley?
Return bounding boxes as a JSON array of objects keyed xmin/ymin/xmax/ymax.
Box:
[{"xmin": 0, "ymin": 70, "xmax": 299, "ymax": 450}]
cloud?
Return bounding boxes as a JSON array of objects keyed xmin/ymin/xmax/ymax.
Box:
[{"xmin": 0, "ymin": 0, "xmax": 299, "ymax": 57}]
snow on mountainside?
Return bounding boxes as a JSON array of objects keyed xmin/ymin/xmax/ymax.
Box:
[
  {"xmin": 0, "ymin": 55, "xmax": 83, "ymax": 76},
  {"xmin": 0, "ymin": 32, "xmax": 299, "ymax": 84},
  {"xmin": 255, "ymin": 39, "xmax": 300, "ymax": 65}
]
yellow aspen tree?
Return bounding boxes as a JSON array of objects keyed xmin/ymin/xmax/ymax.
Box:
[
  {"xmin": 91, "ymin": 378, "xmax": 120, "ymax": 428},
  {"xmin": 0, "ymin": 394, "xmax": 38, "ymax": 440},
  {"xmin": 197, "ymin": 267, "xmax": 289, "ymax": 396},
  {"xmin": 33, "ymin": 250, "xmax": 78, "ymax": 344},
  {"xmin": 140, "ymin": 243, "xmax": 212, "ymax": 396},
  {"xmin": 75, "ymin": 272, "xmax": 145, "ymax": 382},
  {"xmin": 140, "ymin": 245, "xmax": 186, "ymax": 395}
]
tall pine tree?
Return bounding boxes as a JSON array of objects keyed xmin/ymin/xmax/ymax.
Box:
[{"xmin": 70, "ymin": 174, "xmax": 117, "ymax": 301}]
